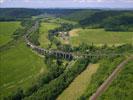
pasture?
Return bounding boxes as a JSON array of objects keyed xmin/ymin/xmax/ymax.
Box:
[
  {"xmin": 39, "ymin": 22, "xmax": 60, "ymax": 48},
  {"xmin": 69, "ymin": 28, "xmax": 133, "ymax": 46},
  {"xmin": 0, "ymin": 39, "xmax": 48, "ymax": 98},
  {"xmin": 0, "ymin": 21, "xmax": 21, "ymax": 46},
  {"xmin": 57, "ymin": 64, "xmax": 99, "ymax": 100}
]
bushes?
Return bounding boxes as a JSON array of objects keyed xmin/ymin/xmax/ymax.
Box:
[
  {"xmin": 4, "ymin": 88, "xmax": 24, "ymax": 100},
  {"xmin": 79, "ymin": 57, "xmax": 125, "ymax": 99},
  {"xmin": 25, "ymin": 58, "xmax": 89, "ymax": 100},
  {"xmin": 99, "ymin": 61, "xmax": 133, "ymax": 100},
  {"xmin": 28, "ymin": 31, "xmax": 40, "ymax": 45}
]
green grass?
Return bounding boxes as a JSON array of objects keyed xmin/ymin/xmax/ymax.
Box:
[
  {"xmin": 57, "ymin": 64, "xmax": 99, "ymax": 100},
  {"xmin": 0, "ymin": 39, "xmax": 48, "ymax": 98},
  {"xmin": 0, "ymin": 21, "xmax": 21, "ymax": 46},
  {"xmin": 99, "ymin": 60, "xmax": 133, "ymax": 100},
  {"xmin": 39, "ymin": 22, "xmax": 60, "ymax": 48},
  {"xmin": 70, "ymin": 28, "xmax": 133, "ymax": 46},
  {"xmin": 80, "ymin": 57, "xmax": 125, "ymax": 99}
]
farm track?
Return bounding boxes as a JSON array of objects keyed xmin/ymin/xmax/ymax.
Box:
[{"xmin": 90, "ymin": 55, "xmax": 133, "ymax": 100}]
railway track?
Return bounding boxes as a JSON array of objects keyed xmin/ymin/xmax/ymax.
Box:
[
  {"xmin": 90, "ymin": 55, "xmax": 133, "ymax": 100},
  {"xmin": 24, "ymin": 21, "xmax": 124, "ymax": 60}
]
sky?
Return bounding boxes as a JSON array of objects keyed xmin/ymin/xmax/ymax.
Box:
[{"xmin": 0, "ymin": 0, "xmax": 133, "ymax": 8}]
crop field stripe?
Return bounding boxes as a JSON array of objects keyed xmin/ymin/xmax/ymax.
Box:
[{"xmin": 57, "ymin": 64, "xmax": 99, "ymax": 100}]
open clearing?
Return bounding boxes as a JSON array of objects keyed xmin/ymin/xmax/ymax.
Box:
[
  {"xmin": 0, "ymin": 39, "xmax": 48, "ymax": 98},
  {"xmin": 39, "ymin": 22, "xmax": 60, "ymax": 48},
  {"xmin": 0, "ymin": 21, "xmax": 21, "ymax": 46},
  {"xmin": 70, "ymin": 28, "xmax": 133, "ymax": 46},
  {"xmin": 57, "ymin": 64, "xmax": 99, "ymax": 100}
]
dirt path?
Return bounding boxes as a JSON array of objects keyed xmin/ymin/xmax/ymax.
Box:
[{"xmin": 90, "ymin": 55, "xmax": 133, "ymax": 100}]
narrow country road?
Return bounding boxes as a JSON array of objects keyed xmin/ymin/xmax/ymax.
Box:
[{"xmin": 90, "ymin": 55, "xmax": 133, "ymax": 100}]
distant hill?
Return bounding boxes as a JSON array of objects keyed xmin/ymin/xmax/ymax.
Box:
[
  {"xmin": 77, "ymin": 10, "xmax": 133, "ymax": 31},
  {"xmin": 79, "ymin": 10, "xmax": 133, "ymax": 27},
  {"xmin": 0, "ymin": 8, "xmax": 79, "ymax": 21},
  {"xmin": 61, "ymin": 9, "xmax": 99, "ymax": 21}
]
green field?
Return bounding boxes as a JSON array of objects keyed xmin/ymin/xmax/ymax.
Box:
[
  {"xmin": 0, "ymin": 22, "xmax": 21, "ymax": 46},
  {"xmin": 70, "ymin": 28, "xmax": 133, "ymax": 46},
  {"xmin": 39, "ymin": 22, "xmax": 60, "ymax": 48},
  {"xmin": 99, "ymin": 60, "xmax": 133, "ymax": 100},
  {"xmin": 57, "ymin": 64, "xmax": 99, "ymax": 100},
  {"xmin": 0, "ymin": 39, "xmax": 48, "ymax": 98}
]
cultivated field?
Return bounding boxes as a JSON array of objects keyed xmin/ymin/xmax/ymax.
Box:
[
  {"xmin": 57, "ymin": 64, "xmax": 99, "ymax": 100},
  {"xmin": 39, "ymin": 22, "xmax": 60, "ymax": 48},
  {"xmin": 0, "ymin": 21, "xmax": 21, "ymax": 46},
  {"xmin": 0, "ymin": 39, "xmax": 48, "ymax": 98},
  {"xmin": 70, "ymin": 28, "xmax": 133, "ymax": 46}
]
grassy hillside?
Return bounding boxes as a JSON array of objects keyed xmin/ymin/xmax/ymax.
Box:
[
  {"xmin": 99, "ymin": 60, "xmax": 133, "ymax": 100},
  {"xmin": 0, "ymin": 39, "xmax": 48, "ymax": 98},
  {"xmin": 70, "ymin": 28, "xmax": 133, "ymax": 46},
  {"xmin": 57, "ymin": 64, "xmax": 99, "ymax": 100},
  {"xmin": 39, "ymin": 22, "xmax": 60, "ymax": 48},
  {"xmin": 0, "ymin": 21, "xmax": 21, "ymax": 46}
]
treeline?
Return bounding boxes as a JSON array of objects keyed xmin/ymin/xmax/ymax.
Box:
[
  {"xmin": 79, "ymin": 57, "xmax": 125, "ymax": 100},
  {"xmin": 79, "ymin": 11, "xmax": 133, "ymax": 31},
  {"xmin": 62, "ymin": 9, "xmax": 99, "ymax": 21},
  {"xmin": 79, "ymin": 44, "xmax": 133, "ymax": 100},
  {"xmin": 104, "ymin": 14, "xmax": 133, "ymax": 31},
  {"xmin": 4, "ymin": 55, "xmax": 66, "ymax": 100},
  {"xmin": 22, "ymin": 19, "xmax": 41, "ymax": 46},
  {"xmin": 0, "ymin": 8, "xmax": 79, "ymax": 21},
  {"xmin": 4, "ymin": 56, "xmax": 89, "ymax": 100},
  {"xmin": 0, "ymin": 8, "xmax": 41, "ymax": 21},
  {"xmin": 25, "ymin": 58, "xmax": 89, "ymax": 100},
  {"xmin": 13, "ymin": 19, "xmax": 38, "ymax": 40}
]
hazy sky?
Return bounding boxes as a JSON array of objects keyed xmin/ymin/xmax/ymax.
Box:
[{"xmin": 0, "ymin": 0, "xmax": 133, "ymax": 8}]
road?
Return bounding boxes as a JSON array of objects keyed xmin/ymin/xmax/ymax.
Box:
[{"xmin": 90, "ymin": 55, "xmax": 133, "ymax": 100}]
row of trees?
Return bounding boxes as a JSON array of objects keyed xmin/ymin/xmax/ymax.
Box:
[
  {"xmin": 79, "ymin": 44, "xmax": 133, "ymax": 100},
  {"xmin": 79, "ymin": 57, "xmax": 125, "ymax": 100},
  {"xmin": 26, "ymin": 58, "xmax": 89, "ymax": 100},
  {"xmin": 4, "ymin": 55, "xmax": 66, "ymax": 100}
]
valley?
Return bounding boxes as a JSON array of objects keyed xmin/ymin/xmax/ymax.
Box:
[{"xmin": 0, "ymin": 8, "xmax": 133, "ymax": 100}]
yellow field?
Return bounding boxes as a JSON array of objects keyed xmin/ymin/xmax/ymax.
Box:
[{"xmin": 57, "ymin": 64, "xmax": 99, "ymax": 100}]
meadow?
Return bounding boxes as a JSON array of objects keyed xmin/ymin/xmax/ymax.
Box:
[
  {"xmin": 0, "ymin": 39, "xmax": 48, "ymax": 98},
  {"xmin": 70, "ymin": 28, "xmax": 133, "ymax": 46},
  {"xmin": 0, "ymin": 21, "xmax": 21, "ymax": 46},
  {"xmin": 39, "ymin": 22, "xmax": 60, "ymax": 48},
  {"xmin": 57, "ymin": 64, "xmax": 99, "ymax": 100}
]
